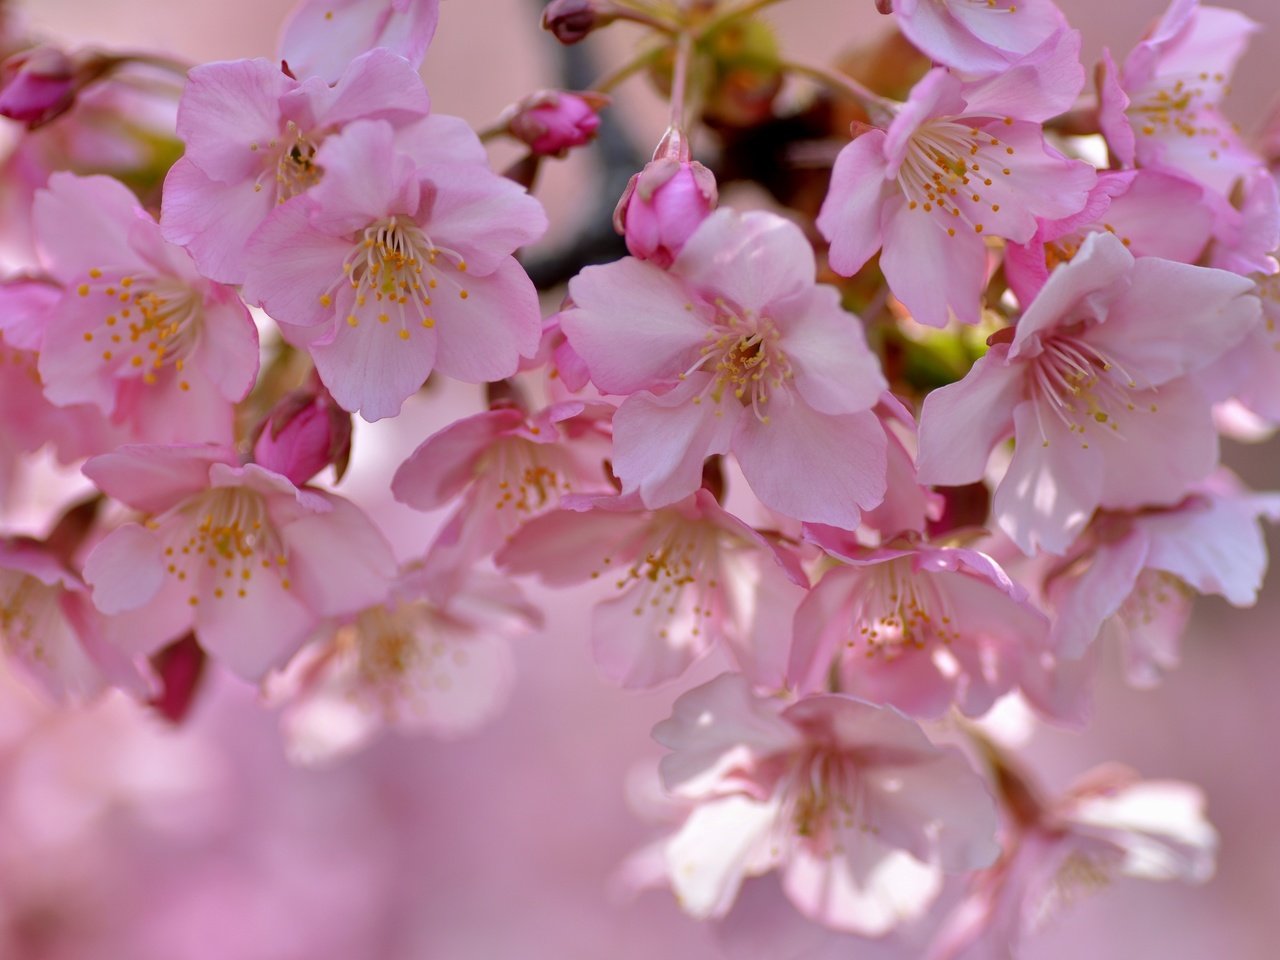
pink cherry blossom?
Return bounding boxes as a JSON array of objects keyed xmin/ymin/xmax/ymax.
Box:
[
  {"xmin": 279, "ymin": 0, "xmax": 440, "ymax": 85},
  {"xmin": 789, "ymin": 540, "xmax": 1049, "ymax": 718},
  {"xmin": 1004, "ymin": 168, "xmax": 1214, "ymax": 306},
  {"xmin": 0, "ymin": 537, "xmax": 137, "ymax": 703},
  {"xmin": 561, "ymin": 208, "xmax": 888, "ymax": 528},
  {"xmin": 917, "ymin": 231, "xmax": 1259, "ymax": 555},
  {"xmin": 507, "ymin": 90, "xmax": 606, "ymax": 157},
  {"xmin": 1044, "ymin": 473, "xmax": 1280, "ymax": 686},
  {"xmin": 160, "ymin": 49, "xmax": 431, "ymax": 283},
  {"xmin": 32, "ymin": 173, "xmax": 259, "ymax": 446},
  {"xmin": 275, "ymin": 567, "xmax": 540, "ymax": 765},
  {"xmin": 1200, "ymin": 270, "xmax": 1280, "ymax": 423},
  {"xmin": 890, "ymin": 0, "xmax": 1068, "ymax": 75},
  {"xmin": 615, "ymin": 157, "xmax": 718, "ymax": 268},
  {"xmin": 252, "ymin": 381, "xmax": 353, "ymax": 487},
  {"xmin": 1097, "ymin": 0, "xmax": 1261, "ymax": 198},
  {"xmin": 818, "ymin": 63, "xmax": 1095, "ymax": 326},
  {"xmin": 81, "ymin": 444, "xmax": 397, "ymax": 681},
  {"xmin": 391, "ymin": 400, "xmax": 611, "ymax": 602},
  {"xmin": 497, "ymin": 490, "xmax": 807, "ymax": 690},
  {"xmin": 242, "ymin": 118, "xmax": 547, "ymax": 421},
  {"xmin": 654, "ymin": 673, "xmax": 999, "ymax": 933},
  {"xmin": 0, "ymin": 46, "xmax": 76, "ymax": 127},
  {"xmin": 929, "ymin": 762, "xmax": 1216, "ymax": 960}
]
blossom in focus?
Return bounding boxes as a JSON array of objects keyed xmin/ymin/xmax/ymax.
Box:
[
  {"xmin": 615, "ymin": 157, "xmax": 718, "ymax": 268},
  {"xmin": 654, "ymin": 673, "xmax": 999, "ymax": 933},
  {"xmin": 917, "ymin": 231, "xmax": 1259, "ymax": 555},
  {"xmin": 789, "ymin": 540, "xmax": 1049, "ymax": 718},
  {"xmin": 929, "ymin": 761, "xmax": 1217, "ymax": 960},
  {"xmin": 818, "ymin": 59, "xmax": 1095, "ymax": 326},
  {"xmin": 1097, "ymin": 0, "xmax": 1261, "ymax": 198},
  {"xmin": 279, "ymin": 0, "xmax": 441, "ymax": 84},
  {"xmin": 252, "ymin": 381, "xmax": 353, "ymax": 487},
  {"xmin": 161, "ymin": 49, "xmax": 431, "ymax": 283},
  {"xmin": 243, "ymin": 118, "xmax": 547, "ymax": 421},
  {"xmin": 562, "ymin": 208, "xmax": 888, "ymax": 528},
  {"xmin": 33, "ymin": 174, "xmax": 259, "ymax": 446},
  {"xmin": 889, "ymin": 0, "xmax": 1067, "ymax": 75},
  {"xmin": 275, "ymin": 567, "xmax": 540, "ymax": 765},
  {"xmin": 81, "ymin": 444, "xmax": 396, "ymax": 681},
  {"xmin": 497, "ymin": 490, "xmax": 808, "ymax": 690}
]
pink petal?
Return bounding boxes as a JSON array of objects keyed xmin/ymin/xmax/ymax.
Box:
[
  {"xmin": 673, "ymin": 209, "xmax": 814, "ymax": 314},
  {"xmin": 311, "ymin": 46, "xmax": 431, "ymax": 128},
  {"xmin": 280, "ymin": 0, "xmax": 440, "ymax": 84},
  {"xmin": 666, "ymin": 796, "xmax": 781, "ymax": 920},
  {"xmin": 395, "ymin": 113, "xmax": 489, "ymax": 167},
  {"xmin": 307, "ymin": 120, "xmax": 419, "ymax": 234},
  {"xmin": 195, "ymin": 568, "xmax": 316, "ymax": 680},
  {"xmin": 773, "ymin": 285, "xmax": 886, "ymax": 415},
  {"xmin": 192, "ymin": 286, "xmax": 260, "ymax": 402},
  {"xmin": 815, "ymin": 130, "xmax": 891, "ymax": 277},
  {"xmin": 175, "ymin": 58, "xmax": 290, "ymax": 183},
  {"xmin": 82, "ymin": 443, "xmax": 231, "ymax": 513},
  {"xmin": 431, "ymin": 256, "xmax": 542, "ymax": 384},
  {"xmin": 420, "ymin": 162, "xmax": 548, "ymax": 275},
  {"xmin": 34, "ymin": 173, "xmax": 151, "ymax": 283},
  {"xmin": 916, "ymin": 346, "xmax": 1022, "ymax": 486},
  {"xmin": 242, "ymin": 198, "xmax": 353, "ymax": 327},
  {"xmin": 391, "ymin": 408, "xmax": 524, "ymax": 511},
  {"xmin": 879, "ymin": 196, "xmax": 987, "ymax": 327},
  {"xmin": 160, "ymin": 158, "xmax": 277, "ymax": 285},
  {"xmin": 592, "ymin": 583, "xmax": 712, "ymax": 689},
  {"xmin": 82, "ymin": 522, "xmax": 166, "ymax": 614},
  {"xmin": 282, "ymin": 494, "xmax": 396, "ymax": 617},
  {"xmin": 1047, "ymin": 531, "xmax": 1149, "ymax": 658},
  {"xmin": 496, "ymin": 504, "xmax": 652, "ymax": 586}
]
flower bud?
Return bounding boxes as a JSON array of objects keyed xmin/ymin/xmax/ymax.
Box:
[
  {"xmin": 541, "ymin": 0, "xmax": 615, "ymax": 44},
  {"xmin": 0, "ymin": 46, "xmax": 76, "ymax": 128},
  {"xmin": 252, "ymin": 386, "xmax": 353, "ymax": 487},
  {"xmin": 614, "ymin": 158, "xmax": 718, "ymax": 268},
  {"xmin": 875, "ymin": 0, "xmax": 893, "ymax": 13},
  {"xmin": 508, "ymin": 90, "xmax": 607, "ymax": 157}
]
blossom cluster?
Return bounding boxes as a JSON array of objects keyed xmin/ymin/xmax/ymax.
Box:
[{"xmin": 0, "ymin": 0, "xmax": 1275, "ymax": 954}]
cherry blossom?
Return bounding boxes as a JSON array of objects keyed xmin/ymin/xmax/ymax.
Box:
[
  {"xmin": 888, "ymin": 0, "xmax": 1068, "ymax": 75},
  {"xmin": 279, "ymin": 0, "xmax": 441, "ymax": 85}
]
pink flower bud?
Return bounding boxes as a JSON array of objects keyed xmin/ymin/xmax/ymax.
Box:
[
  {"xmin": 0, "ymin": 46, "xmax": 76, "ymax": 128},
  {"xmin": 614, "ymin": 159, "xmax": 718, "ymax": 268},
  {"xmin": 252, "ymin": 387, "xmax": 353, "ymax": 487},
  {"xmin": 508, "ymin": 90, "xmax": 606, "ymax": 157},
  {"xmin": 541, "ymin": 0, "xmax": 614, "ymax": 44}
]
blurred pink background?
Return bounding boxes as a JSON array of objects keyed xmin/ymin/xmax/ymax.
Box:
[{"xmin": 6, "ymin": 0, "xmax": 1280, "ymax": 957}]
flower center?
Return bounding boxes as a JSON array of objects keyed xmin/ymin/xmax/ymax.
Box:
[
  {"xmin": 682, "ymin": 300, "xmax": 793, "ymax": 423},
  {"xmin": 160, "ymin": 488, "xmax": 288, "ymax": 606},
  {"xmin": 784, "ymin": 748, "xmax": 873, "ymax": 848},
  {"xmin": 76, "ymin": 271, "xmax": 203, "ymax": 389},
  {"xmin": 842, "ymin": 557, "xmax": 960, "ymax": 658},
  {"xmin": 0, "ymin": 572, "xmax": 53, "ymax": 660},
  {"xmin": 897, "ymin": 118, "xmax": 1017, "ymax": 238},
  {"xmin": 323, "ymin": 216, "xmax": 470, "ymax": 343},
  {"xmin": 1029, "ymin": 334, "xmax": 1153, "ymax": 448},
  {"xmin": 1131, "ymin": 74, "xmax": 1230, "ymax": 149},
  {"xmin": 485, "ymin": 438, "xmax": 572, "ymax": 517}
]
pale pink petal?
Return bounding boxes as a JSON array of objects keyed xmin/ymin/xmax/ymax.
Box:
[
  {"xmin": 1118, "ymin": 571, "xmax": 1191, "ymax": 687},
  {"xmin": 431, "ymin": 257, "xmax": 542, "ymax": 383},
  {"xmin": 916, "ymin": 346, "xmax": 1022, "ymax": 486},
  {"xmin": 112, "ymin": 360, "xmax": 237, "ymax": 446},
  {"xmin": 1048, "ymin": 531, "xmax": 1149, "ymax": 659},
  {"xmin": 674, "ymin": 209, "xmax": 814, "ymax": 314},
  {"xmin": 666, "ymin": 796, "xmax": 781, "ymax": 919},
  {"xmin": 611, "ymin": 375, "xmax": 736, "ymax": 509},
  {"xmin": 592, "ymin": 583, "xmax": 712, "ymax": 689},
  {"xmin": 957, "ymin": 28, "xmax": 1083, "ymax": 121},
  {"xmin": 82, "ymin": 443, "xmax": 231, "ymax": 513},
  {"xmin": 37, "ymin": 291, "xmax": 124, "ymax": 412},
  {"xmin": 996, "ymin": 399, "xmax": 1102, "ymax": 555},
  {"xmin": 393, "ymin": 627, "xmax": 516, "ymax": 738},
  {"xmin": 394, "ymin": 113, "xmax": 489, "ymax": 167},
  {"xmin": 562, "ymin": 257, "xmax": 711, "ymax": 394},
  {"xmin": 82, "ymin": 522, "xmax": 166, "ymax": 614},
  {"xmin": 174, "ymin": 58, "xmax": 290, "ymax": 182},
  {"xmin": 0, "ymin": 278, "xmax": 58, "ymax": 351},
  {"xmin": 496, "ymin": 504, "xmax": 652, "ymax": 586},
  {"xmin": 191, "ymin": 287, "xmax": 260, "ymax": 402},
  {"xmin": 34, "ymin": 173, "xmax": 151, "ymax": 282},
  {"xmin": 420, "ymin": 162, "xmax": 548, "ymax": 275},
  {"xmin": 772, "ymin": 285, "xmax": 886, "ymax": 415},
  {"xmin": 1096, "ymin": 49, "xmax": 1135, "ymax": 168},
  {"xmin": 242, "ymin": 199, "xmax": 353, "ymax": 327},
  {"xmin": 194, "ymin": 568, "xmax": 316, "ymax": 680},
  {"xmin": 879, "ymin": 196, "xmax": 987, "ymax": 327},
  {"xmin": 311, "ymin": 46, "xmax": 431, "ymax": 128},
  {"xmin": 280, "ymin": 0, "xmax": 440, "ymax": 84},
  {"xmin": 282, "ymin": 494, "xmax": 396, "ymax": 617},
  {"xmin": 816, "ymin": 130, "xmax": 891, "ymax": 277},
  {"xmin": 734, "ymin": 397, "xmax": 886, "ymax": 528},
  {"xmin": 307, "ymin": 120, "xmax": 419, "ymax": 234},
  {"xmin": 1102, "ymin": 170, "xmax": 1213, "ymax": 264},
  {"xmin": 391, "ymin": 408, "xmax": 524, "ymax": 510}
]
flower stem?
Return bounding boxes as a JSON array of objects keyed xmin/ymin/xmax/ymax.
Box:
[{"xmin": 780, "ymin": 59, "xmax": 898, "ymax": 126}]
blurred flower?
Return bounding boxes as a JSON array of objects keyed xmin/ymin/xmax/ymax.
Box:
[
  {"xmin": 279, "ymin": 0, "xmax": 440, "ymax": 84},
  {"xmin": 0, "ymin": 46, "xmax": 76, "ymax": 128},
  {"xmin": 252, "ymin": 381, "xmax": 353, "ymax": 487},
  {"xmin": 507, "ymin": 89, "xmax": 607, "ymax": 157}
]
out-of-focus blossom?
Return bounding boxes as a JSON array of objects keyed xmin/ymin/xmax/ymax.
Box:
[
  {"xmin": 498, "ymin": 490, "xmax": 807, "ymax": 689},
  {"xmin": 889, "ymin": 0, "xmax": 1068, "ymax": 75},
  {"xmin": 0, "ymin": 46, "xmax": 76, "ymax": 127},
  {"xmin": 789, "ymin": 539, "xmax": 1049, "ymax": 718},
  {"xmin": 929, "ymin": 761, "xmax": 1217, "ymax": 959},
  {"xmin": 615, "ymin": 157, "xmax": 718, "ymax": 268},
  {"xmin": 562, "ymin": 208, "xmax": 888, "ymax": 528},
  {"xmin": 279, "ymin": 0, "xmax": 440, "ymax": 84},
  {"xmin": 918, "ymin": 231, "xmax": 1258, "ymax": 554},
  {"xmin": 82, "ymin": 443, "xmax": 396, "ymax": 681},
  {"xmin": 1206, "ymin": 168, "xmax": 1280, "ymax": 276},
  {"xmin": 33, "ymin": 173, "xmax": 259, "ymax": 446},
  {"xmin": 506, "ymin": 89, "xmax": 607, "ymax": 157},
  {"xmin": 275, "ymin": 566, "xmax": 539, "ymax": 765},
  {"xmin": 161, "ymin": 49, "xmax": 431, "ymax": 283},
  {"xmin": 818, "ymin": 58, "xmax": 1095, "ymax": 326},
  {"xmin": 1045, "ymin": 473, "xmax": 1280, "ymax": 685},
  {"xmin": 243, "ymin": 118, "xmax": 546, "ymax": 421},
  {"xmin": 542, "ymin": 0, "xmax": 618, "ymax": 45},
  {"xmin": 654, "ymin": 673, "xmax": 999, "ymax": 933},
  {"xmin": 1200, "ymin": 270, "xmax": 1280, "ymax": 422},
  {"xmin": 392, "ymin": 400, "xmax": 611, "ymax": 601},
  {"xmin": 252, "ymin": 381, "xmax": 353, "ymax": 487},
  {"xmin": 1097, "ymin": 0, "xmax": 1261, "ymax": 198}
]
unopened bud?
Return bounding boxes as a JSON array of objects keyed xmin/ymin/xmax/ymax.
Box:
[
  {"xmin": 875, "ymin": 0, "xmax": 894, "ymax": 13},
  {"xmin": 0, "ymin": 46, "xmax": 76, "ymax": 128},
  {"xmin": 542, "ymin": 0, "xmax": 616, "ymax": 44},
  {"xmin": 614, "ymin": 158, "xmax": 718, "ymax": 268},
  {"xmin": 252, "ymin": 386, "xmax": 352, "ymax": 487},
  {"xmin": 508, "ymin": 90, "xmax": 608, "ymax": 157}
]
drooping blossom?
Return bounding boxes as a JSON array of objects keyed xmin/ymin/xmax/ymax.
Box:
[
  {"xmin": 81, "ymin": 444, "xmax": 396, "ymax": 681},
  {"xmin": 561, "ymin": 208, "xmax": 888, "ymax": 529},
  {"xmin": 654, "ymin": 673, "xmax": 999, "ymax": 933},
  {"xmin": 889, "ymin": 0, "xmax": 1067, "ymax": 76},
  {"xmin": 929, "ymin": 759, "xmax": 1216, "ymax": 959},
  {"xmin": 917, "ymin": 231, "xmax": 1259, "ymax": 555},
  {"xmin": 1044, "ymin": 473, "xmax": 1280, "ymax": 686},
  {"xmin": 391, "ymin": 400, "xmax": 612, "ymax": 602},
  {"xmin": 33, "ymin": 173, "xmax": 259, "ymax": 446},
  {"xmin": 1097, "ymin": 0, "xmax": 1261, "ymax": 198},
  {"xmin": 0, "ymin": 537, "xmax": 137, "ymax": 703},
  {"xmin": 789, "ymin": 538, "xmax": 1049, "ymax": 718},
  {"xmin": 274, "ymin": 567, "xmax": 540, "ymax": 765},
  {"xmin": 160, "ymin": 49, "xmax": 431, "ymax": 283},
  {"xmin": 496, "ymin": 490, "xmax": 807, "ymax": 690},
  {"xmin": 279, "ymin": 0, "xmax": 441, "ymax": 85},
  {"xmin": 818, "ymin": 59, "xmax": 1095, "ymax": 326},
  {"xmin": 1003, "ymin": 168, "xmax": 1214, "ymax": 306},
  {"xmin": 242, "ymin": 118, "xmax": 547, "ymax": 421}
]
